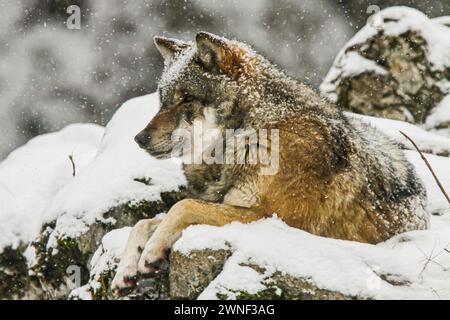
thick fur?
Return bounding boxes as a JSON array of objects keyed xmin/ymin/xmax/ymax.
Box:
[{"xmin": 112, "ymin": 32, "xmax": 428, "ymax": 294}]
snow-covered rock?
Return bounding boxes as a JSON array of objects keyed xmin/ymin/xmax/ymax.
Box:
[
  {"xmin": 348, "ymin": 112, "xmax": 450, "ymax": 156},
  {"xmin": 0, "ymin": 123, "xmax": 104, "ymax": 299},
  {"xmin": 0, "ymin": 92, "xmax": 186, "ymax": 299},
  {"xmin": 30, "ymin": 93, "xmax": 186, "ymax": 299},
  {"xmin": 68, "ymin": 227, "xmax": 132, "ymax": 300},
  {"xmin": 321, "ymin": 7, "xmax": 450, "ymax": 128},
  {"xmin": 0, "ymin": 124, "xmax": 104, "ymax": 253},
  {"xmin": 425, "ymin": 95, "xmax": 450, "ymax": 132}
]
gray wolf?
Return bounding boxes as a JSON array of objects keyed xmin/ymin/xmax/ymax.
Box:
[{"xmin": 111, "ymin": 32, "xmax": 428, "ymax": 295}]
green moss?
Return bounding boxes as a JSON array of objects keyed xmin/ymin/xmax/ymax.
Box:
[
  {"xmin": 215, "ymin": 269, "xmax": 356, "ymax": 301},
  {"xmin": 236, "ymin": 286, "xmax": 294, "ymax": 300},
  {"xmin": 216, "ymin": 283, "xmax": 298, "ymax": 301},
  {"xmin": 0, "ymin": 246, "xmax": 30, "ymax": 299},
  {"xmin": 32, "ymin": 229, "xmax": 91, "ymax": 295},
  {"xmin": 103, "ymin": 189, "xmax": 186, "ymax": 227}
]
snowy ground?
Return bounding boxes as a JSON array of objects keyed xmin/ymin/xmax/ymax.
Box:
[
  {"xmin": 1, "ymin": 92, "xmax": 450, "ymax": 299},
  {"xmin": 69, "ymin": 226, "xmax": 132, "ymax": 300}
]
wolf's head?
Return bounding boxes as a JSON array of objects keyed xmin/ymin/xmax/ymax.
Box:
[{"xmin": 135, "ymin": 32, "xmax": 263, "ymax": 158}]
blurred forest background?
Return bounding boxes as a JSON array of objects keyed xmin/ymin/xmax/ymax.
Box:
[{"xmin": 0, "ymin": 0, "xmax": 449, "ymax": 160}]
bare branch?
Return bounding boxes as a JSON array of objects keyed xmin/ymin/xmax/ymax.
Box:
[
  {"xmin": 400, "ymin": 131, "xmax": 450, "ymax": 204},
  {"xmin": 68, "ymin": 153, "xmax": 76, "ymax": 177}
]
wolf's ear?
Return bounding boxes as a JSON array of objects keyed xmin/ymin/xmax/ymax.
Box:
[
  {"xmin": 195, "ymin": 32, "xmax": 228, "ymax": 70},
  {"xmin": 196, "ymin": 32, "xmax": 244, "ymax": 77},
  {"xmin": 154, "ymin": 36, "xmax": 190, "ymax": 65}
]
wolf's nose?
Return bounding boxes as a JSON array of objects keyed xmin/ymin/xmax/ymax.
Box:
[{"xmin": 135, "ymin": 131, "xmax": 149, "ymax": 148}]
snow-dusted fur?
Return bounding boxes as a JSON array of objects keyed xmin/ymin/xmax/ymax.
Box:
[{"xmin": 112, "ymin": 32, "xmax": 428, "ymax": 294}]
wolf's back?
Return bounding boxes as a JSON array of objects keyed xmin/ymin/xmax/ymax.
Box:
[{"xmin": 348, "ymin": 116, "xmax": 429, "ymax": 234}]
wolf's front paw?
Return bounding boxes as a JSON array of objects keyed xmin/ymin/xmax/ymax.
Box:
[
  {"xmin": 137, "ymin": 243, "xmax": 169, "ymax": 278},
  {"xmin": 111, "ymin": 264, "xmax": 139, "ymax": 297}
]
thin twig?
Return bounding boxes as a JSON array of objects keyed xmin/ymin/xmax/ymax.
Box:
[
  {"xmin": 68, "ymin": 153, "xmax": 76, "ymax": 177},
  {"xmin": 400, "ymin": 131, "xmax": 450, "ymax": 204}
]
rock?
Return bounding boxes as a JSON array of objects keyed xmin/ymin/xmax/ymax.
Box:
[
  {"xmin": 31, "ymin": 191, "xmax": 183, "ymax": 299},
  {"xmin": 66, "ymin": 242, "xmax": 354, "ymax": 300},
  {"xmin": 321, "ymin": 7, "xmax": 450, "ymax": 128},
  {"xmin": 169, "ymin": 249, "xmax": 353, "ymax": 300},
  {"xmin": 0, "ymin": 246, "xmax": 42, "ymax": 300},
  {"xmin": 69, "ymin": 227, "xmax": 132, "ymax": 300},
  {"xmin": 169, "ymin": 249, "xmax": 232, "ymax": 299}
]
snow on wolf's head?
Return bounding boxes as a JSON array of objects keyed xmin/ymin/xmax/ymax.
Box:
[{"xmin": 134, "ymin": 32, "xmax": 265, "ymax": 159}]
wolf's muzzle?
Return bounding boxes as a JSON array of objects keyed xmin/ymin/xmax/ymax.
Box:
[{"xmin": 135, "ymin": 131, "xmax": 150, "ymax": 148}]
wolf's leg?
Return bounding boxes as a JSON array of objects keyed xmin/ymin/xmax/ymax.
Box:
[
  {"xmin": 111, "ymin": 217, "xmax": 162, "ymax": 295},
  {"xmin": 137, "ymin": 199, "xmax": 263, "ymax": 276}
]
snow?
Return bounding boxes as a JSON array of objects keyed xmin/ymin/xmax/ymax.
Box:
[
  {"xmin": 44, "ymin": 93, "xmax": 186, "ymax": 246},
  {"xmin": 68, "ymin": 285, "xmax": 93, "ymax": 301},
  {"xmin": 347, "ymin": 112, "xmax": 450, "ymax": 155},
  {"xmin": 433, "ymin": 16, "xmax": 450, "ymax": 27},
  {"xmin": 425, "ymin": 95, "xmax": 450, "ymax": 130},
  {"xmin": 69, "ymin": 227, "xmax": 132, "ymax": 300},
  {"xmin": 321, "ymin": 52, "xmax": 388, "ymax": 101},
  {"xmin": 90, "ymin": 228, "xmax": 132, "ymax": 292},
  {"xmin": 405, "ymin": 151, "xmax": 450, "ymax": 214},
  {"xmin": 90, "ymin": 227, "xmax": 132, "ymax": 284},
  {"xmin": 321, "ymin": 6, "xmax": 450, "ymax": 101},
  {"xmin": 0, "ymin": 124, "xmax": 104, "ymax": 252},
  {"xmin": 349, "ymin": 7, "xmax": 450, "ymax": 70}
]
